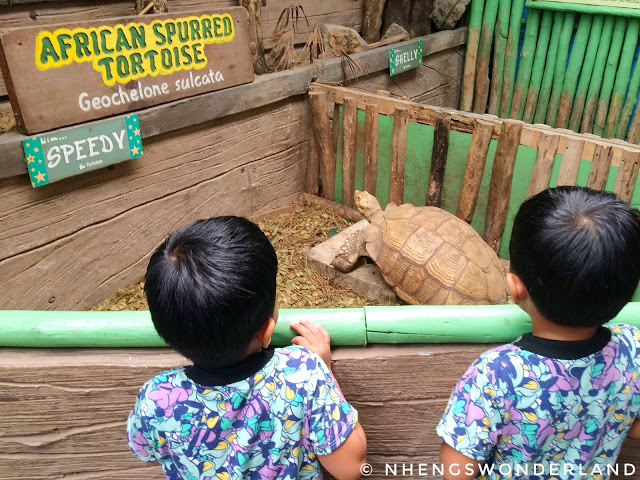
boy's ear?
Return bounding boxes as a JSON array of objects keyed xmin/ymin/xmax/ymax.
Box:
[
  {"xmin": 506, "ymin": 273, "xmax": 529, "ymax": 304},
  {"xmin": 255, "ymin": 317, "xmax": 277, "ymax": 349}
]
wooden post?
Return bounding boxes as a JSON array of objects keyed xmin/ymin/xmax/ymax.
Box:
[
  {"xmin": 545, "ymin": 12, "xmax": 576, "ymax": 127},
  {"xmin": 308, "ymin": 92, "xmax": 337, "ymax": 201},
  {"xmin": 364, "ymin": 103, "xmax": 380, "ymax": 195},
  {"xmin": 427, "ymin": 112, "xmax": 451, "ymax": 207},
  {"xmin": 556, "ymin": 137, "xmax": 585, "ymax": 186},
  {"xmin": 569, "ymin": 16, "xmax": 605, "ymax": 132},
  {"xmin": 487, "ymin": 0, "xmax": 510, "ymax": 115},
  {"xmin": 604, "ymin": 19, "xmax": 640, "ymax": 139},
  {"xmin": 533, "ymin": 11, "xmax": 564, "ymax": 124},
  {"xmin": 613, "ymin": 148, "xmax": 640, "ymax": 202},
  {"xmin": 586, "ymin": 143, "xmax": 613, "ymax": 190},
  {"xmin": 306, "ymin": 123, "xmax": 320, "ymax": 195},
  {"xmin": 456, "ymin": 119, "xmax": 494, "ymax": 222},
  {"xmin": 460, "ymin": 0, "xmax": 485, "ymax": 111},
  {"xmin": 500, "ymin": 0, "xmax": 526, "ymax": 117},
  {"xmin": 523, "ymin": 10, "xmax": 553, "ymax": 124},
  {"xmin": 483, "ymin": 120, "xmax": 523, "ymax": 253},
  {"xmin": 389, "ymin": 107, "xmax": 411, "ymax": 205},
  {"xmin": 526, "ymin": 132, "xmax": 560, "ymax": 198},
  {"xmin": 342, "ymin": 97, "xmax": 358, "ymax": 207},
  {"xmin": 510, "ymin": 9, "xmax": 541, "ymax": 120},
  {"xmin": 473, "ymin": 0, "xmax": 499, "ymax": 114},
  {"xmin": 332, "ymin": 103, "xmax": 341, "ymax": 153},
  {"xmin": 556, "ymin": 15, "xmax": 593, "ymax": 128}
]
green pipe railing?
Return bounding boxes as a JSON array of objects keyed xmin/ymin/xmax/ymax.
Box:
[{"xmin": 1, "ymin": 303, "xmax": 639, "ymax": 347}]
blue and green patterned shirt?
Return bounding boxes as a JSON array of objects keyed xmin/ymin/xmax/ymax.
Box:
[
  {"xmin": 127, "ymin": 346, "xmax": 357, "ymax": 479},
  {"xmin": 437, "ymin": 324, "xmax": 640, "ymax": 480}
]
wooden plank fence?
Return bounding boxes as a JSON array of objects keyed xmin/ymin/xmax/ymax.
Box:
[{"xmin": 307, "ymin": 83, "xmax": 640, "ymax": 255}]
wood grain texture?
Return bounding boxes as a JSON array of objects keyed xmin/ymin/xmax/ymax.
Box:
[
  {"xmin": 389, "ymin": 107, "xmax": 410, "ymax": 205},
  {"xmin": 426, "ymin": 111, "xmax": 451, "ymax": 207},
  {"xmin": 556, "ymin": 137, "xmax": 585, "ymax": 186},
  {"xmin": 586, "ymin": 143, "xmax": 613, "ymax": 190},
  {"xmin": 456, "ymin": 119, "xmax": 494, "ymax": 222},
  {"xmin": 364, "ymin": 102, "xmax": 380, "ymax": 195},
  {"xmin": 309, "ymin": 92, "xmax": 336, "ymax": 202},
  {"xmin": 483, "ymin": 120, "xmax": 523, "ymax": 253},
  {"xmin": 527, "ymin": 132, "xmax": 560, "ymax": 198},
  {"xmin": 0, "ymin": 97, "xmax": 308, "ymax": 310},
  {"xmin": 342, "ymin": 97, "xmax": 358, "ymax": 207},
  {"xmin": 613, "ymin": 148, "xmax": 640, "ymax": 202},
  {"xmin": 306, "ymin": 122, "xmax": 319, "ymax": 195}
]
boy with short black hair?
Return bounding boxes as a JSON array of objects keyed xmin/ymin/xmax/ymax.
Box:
[
  {"xmin": 437, "ymin": 186, "xmax": 640, "ymax": 480},
  {"xmin": 127, "ymin": 216, "xmax": 367, "ymax": 480}
]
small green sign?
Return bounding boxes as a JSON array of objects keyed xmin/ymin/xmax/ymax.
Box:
[
  {"xmin": 24, "ymin": 114, "xmax": 143, "ymax": 188},
  {"xmin": 389, "ymin": 41, "xmax": 423, "ymax": 76}
]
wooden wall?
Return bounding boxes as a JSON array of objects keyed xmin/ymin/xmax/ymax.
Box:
[{"xmin": 1, "ymin": 345, "xmax": 637, "ymax": 479}]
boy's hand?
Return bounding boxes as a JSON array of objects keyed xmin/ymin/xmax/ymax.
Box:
[{"xmin": 290, "ymin": 320, "xmax": 332, "ymax": 370}]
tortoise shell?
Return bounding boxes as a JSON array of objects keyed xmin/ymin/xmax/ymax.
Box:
[{"xmin": 364, "ymin": 203, "xmax": 506, "ymax": 305}]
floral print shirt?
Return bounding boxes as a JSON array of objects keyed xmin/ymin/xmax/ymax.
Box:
[
  {"xmin": 437, "ymin": 324, "xmax": 640, "ymax": 480},
  {"xmin": 127, "ymin": 346, "xmax": 357, "ymax": 479}
]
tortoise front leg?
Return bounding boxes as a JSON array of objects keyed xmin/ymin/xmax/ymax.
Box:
[{"xmin": 331, "ymin": 229, "xmax": 368, "ymax": 272}]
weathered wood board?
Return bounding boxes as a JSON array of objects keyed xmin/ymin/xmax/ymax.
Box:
[
  {"xmin": 306, "ymin": 219, "xmax": 399, "ymax": 303},
  {"xmin": 1, "ymin": 345, "xmax": 637, "ymax": 479},
  {"xmin": 0, "ymin": 8, "xmax": 254, "ymax": 133}
]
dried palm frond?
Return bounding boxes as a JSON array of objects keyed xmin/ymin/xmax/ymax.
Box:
[
  {"xmin": 298, "ymin": 25, "xmax": 326, "ymax": 72},
  {"xmin": 274, "ymin": 5, "xmax": 309, "ymax": 34},
  {"xmin": 341, "ymin": 52, "xmax": 367, "ymax": 82},
  {"xmin": 267, "ymin": 28, "xmax": 297, "ymax": 72}
]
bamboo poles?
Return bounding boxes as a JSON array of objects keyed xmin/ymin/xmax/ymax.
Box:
[
  {"xmin": 460, "ymin": 0, "xmax": 485, "ymax": 111},
  {"xmin": 545, "ymin": 13, "xmax": 576, "ymax": 127},
  {"xmin": 511, "ymin": 9, "xmax": 541, "ymax": 120},
  {"xmin": 500, "ymin": 0, "xmax": 526, "ymax": 117},
  {"xmin": 488, "ymin": 0, "xmax": 511, "ymax": 115},
  {"xmin": 473, "ymin": 0, "xmax": 500, "ymax": 113},
  {"xmin": 534, "ymin": 12, "xmax": 564, "ymax": 124},
  {"xmin": 616, "ymin": 62, "xmax": 640, "ymax": 140},
  {"xmin": 523, "ymin": 10, "xmax": 553, "ymax": 124}
]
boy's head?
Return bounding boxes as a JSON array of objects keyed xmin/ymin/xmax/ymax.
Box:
[
  {"xmin": 144, "ymin": 217, "xmax": 278, "ymax": 367},
  {"xmin": 509, "ymin": 186, "xmax": 640, "ymax": 327}
]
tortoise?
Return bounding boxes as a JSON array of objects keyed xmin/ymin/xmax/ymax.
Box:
[{"xmin": 331, "ymin": 191, "xmax": 507, "ymax": 305}]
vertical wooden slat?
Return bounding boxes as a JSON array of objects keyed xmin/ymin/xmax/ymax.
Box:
[
  {"xmin": 342, "ymin": 97, "xmax": 358, "ymax": 207},
  {"xmin": 331, "ymin": 103, "xmax": 341, "ymax": 153},
  {"xmin": 389, "ymin": 107, "xmax": 411, "ymax": 205},
  {"xmin": 426, "ymin": 112, "xmax": 451, "ymax": 207},
  {"xmin": 306, "ymin": 122, "xmax": 319, "ymax": 195},
  {"xmin": 308, "ymin": 92, "xmax": 336, "ymax": 201},
  {"xmin": 483, "ymin": 120, "xmax": 523, "ymax": 253},
  {"xmin": 364, "ymin": 103, "xmax": 380, "ymax": 195},
  {"xmin": 613, "ymin": 148, "xmax": 640, "ymax": 202},
  {"xmin": 456, "ymin": 119, "xmax": 494, "ymax": 222},
  {"xmin": 586, "ymin": 144, "xmax": 613, "ymax": 190},
  {"xmin": 526, "ymin": 132, "xmax": 561, "ymax": 198},
  {"xmin": 556, "ymin": 137, "xmax": 585, "ymax": 186}
]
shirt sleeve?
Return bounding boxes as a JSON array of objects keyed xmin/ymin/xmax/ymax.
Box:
[
  {"xmin": 436, "ymin": 354, "xmax": 503, "ymax": 462},
  {"xmin": 305, "ymin": 353, "xmax": 359, "ymax": 456},
  {"xmin": 126, "ymin": 386, "xmax": 159, "ymax": 463}
]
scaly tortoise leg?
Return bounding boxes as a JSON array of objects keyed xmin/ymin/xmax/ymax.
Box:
[{"xmin": 331, "ymin": 229, "xmax": 368, "ymax": 273}]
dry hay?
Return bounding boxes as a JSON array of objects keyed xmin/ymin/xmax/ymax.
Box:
[{"xmin": 91, "ymin": 203, "xmax": 390, "ymax": 312}]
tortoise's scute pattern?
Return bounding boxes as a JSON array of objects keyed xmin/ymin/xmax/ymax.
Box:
[{"xmin": 369, "ymin": 203, "xmax": 506, "ymax": 305}]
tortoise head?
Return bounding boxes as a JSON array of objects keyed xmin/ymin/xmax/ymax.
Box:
[{"xmin": 354, "ymin": 190, "xmax": 382, "ymax": 222}]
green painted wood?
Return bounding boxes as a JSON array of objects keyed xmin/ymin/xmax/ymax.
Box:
[
  {"xmin": 568, "ymin": 15, "xmax": 604, "ymax": 132},
  {"xmin": 500, "ymin": 0, "xmax": 527, "ymax": 117},
  {"xmin": 545, "ymin": 12, "xmax": 576, "ymax": 127},
  {"xmin": 511, "ymin": 10, "xmax": 541, "ymax": 120},
  {"xmin": 592, "ymin": 16, "xmax": 627, "ymax": 137},
  {"xmin": 488, "ymin": 0, "xmax": 511, "ymax": 115},
  {"xmin": 527, "ymin": 0, "xmax": 640, "ymax": 17},
  {"xmin": 604, "ymin": 19, "xmax": 640, "ymax": 139},
  {"xmin": 533, "ymin": 12, "xmax": 564, "ymax": 124},
  {"xmin": 460, "ymin": 0, "xmax": 486, "ymax": 111},
  {"xmin": 524, "ymin": 10, "xmax": 554, "ymax": 124},
  {"xmin": 555, "ymin": 15, "xmax": 592, "ymax": 128},
  {"xmin": 617, "ymin": 62, "xmax": 640, "ymax": 139},
  {"xmin": 473, "ymin": 0, "xmax": 500, "ymax": 113},
  {"xmin": 581, "ymin": 16, "xmax": 616, "ymax": 133}
]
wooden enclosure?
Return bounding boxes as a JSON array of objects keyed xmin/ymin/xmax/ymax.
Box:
[{"xmin": 308, "ymin": 83, "xmax": 640, "ymax": 259}]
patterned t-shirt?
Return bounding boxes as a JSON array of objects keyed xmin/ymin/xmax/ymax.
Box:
[
  {"xmin": 127, "ymin": 346, "xmax": 358, "ymax": 480},
  {"xmin": 437, "ymin": 324, "xmax": 640, "ymax": 480}
]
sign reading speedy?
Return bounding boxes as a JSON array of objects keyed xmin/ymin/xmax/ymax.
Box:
[{"xmin": 0, "ymin": 8, "xmax": 253, "ymax": 134}]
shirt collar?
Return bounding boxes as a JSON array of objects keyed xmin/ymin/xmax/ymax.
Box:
[
  {"xmin": 184, "ymin": 348, "xmax": 275, "ymax": 386},
  {"xmin": 514, "ymin": 326, "xmax": 612, "ymax": 360}
]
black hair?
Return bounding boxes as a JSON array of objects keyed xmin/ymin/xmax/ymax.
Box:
[
  {"xmin": 510, "ymin": 186, "xmax": 640, "ymax": 327},
  {"xmin": 144, "ymin": 216, "xmax": 278, "ymax": 367}
]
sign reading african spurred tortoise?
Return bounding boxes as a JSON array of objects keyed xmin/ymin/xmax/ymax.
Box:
[{"xmin": 331, "ymin": 191, "xmax": 507, "ymax": 305}]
